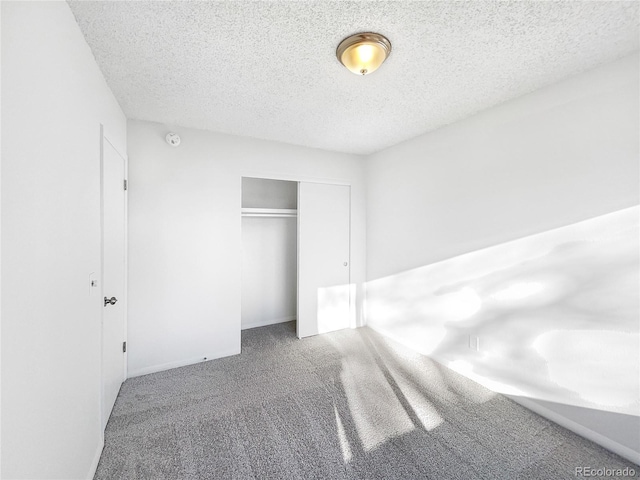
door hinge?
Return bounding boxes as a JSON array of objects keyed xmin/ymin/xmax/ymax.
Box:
[
  {"xmin": 123, "ymin": 341, "xmax": 127, "ymax": 353},
  {"xmin": 124, "ymin": 179, "xmax": 128, "ymax": 191}
]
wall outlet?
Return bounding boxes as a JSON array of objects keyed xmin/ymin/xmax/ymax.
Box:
[{"xmin": 468, "ymin": 335, "xmax": 480, "ymax": 351}]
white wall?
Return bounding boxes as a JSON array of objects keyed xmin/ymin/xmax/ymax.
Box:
[
  {"xmin": 242, "ymin": 177, "xmax": 297, "ymax": 209},
  {"xmin": 127, "ymin": 120, "xmax": 366, "ymax": 376},
  {"xmin": 365, "ymin": 54, "xmax": 639, "ymax": 462},
  {"xmin": 1, "ymin": 2, "xmax": 127, "ymax": 479},
  {"xmin": 367, "ymin": 54, "xmax": 639, "ymax": 281},
  {"xmin": 241, "ymin": 217, "xmax": 297, "ymax": 329}
]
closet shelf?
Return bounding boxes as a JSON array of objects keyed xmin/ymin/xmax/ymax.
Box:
[{"xmin": 241, "ymin": 208, "xmax": 297, "ymax": 218}]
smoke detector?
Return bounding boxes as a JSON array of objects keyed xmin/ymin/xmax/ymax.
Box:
[{"xmin": 166, "ymin": 132, "xmax": 181, "ymax": 147}]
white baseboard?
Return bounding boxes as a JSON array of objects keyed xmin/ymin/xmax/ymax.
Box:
[
  {"xmin": 241, "ymin": 315, "xmax": 295, "ymax": 330},
  {"xmin": 87, "ymin": 437, "xmax": 104, "ymax": 480},
  {"xmin": 508, "ymin": 395, "xmax": 640, "ymax": 466},
  {"xmin": 127, "ymin": 347, "xmax": 241, "ymax": 378}
]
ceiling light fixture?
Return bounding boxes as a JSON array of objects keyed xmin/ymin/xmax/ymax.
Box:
[{"xmin": 336, "ymin": 32, "xmax": 391, "ymax": 76}]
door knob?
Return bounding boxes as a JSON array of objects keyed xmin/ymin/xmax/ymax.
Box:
[
  {"xmin": 104, "ymin": 296, "xmax": 118, "ymax": 307},
  {"xmin": 344, "ymin": 262, "xmax": 348, "ymax": 266}
]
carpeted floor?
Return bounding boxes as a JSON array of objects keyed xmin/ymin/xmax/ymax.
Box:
[{"xmin": 95, "ymin": 322, "xmax": 637, "ymax": 479}]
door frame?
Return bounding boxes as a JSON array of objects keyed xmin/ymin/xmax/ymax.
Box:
[
  {"xmin": 239, "ymin": 171, "xmax": 353, "ymax": 340},
  {"xmin": 99, "ymin": 124, "xmax": 128, "ymax": 432}
]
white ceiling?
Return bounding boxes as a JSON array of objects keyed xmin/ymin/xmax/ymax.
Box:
[{"xmin": 68, "ymin": 1, "xmax": 639, "ymax": 155}]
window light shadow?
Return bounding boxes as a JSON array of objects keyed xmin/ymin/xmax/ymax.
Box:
[
  {"xmin": 365, "ymin": 206, "xmax": 640, "ymax": 417},
  {"xmin": 316, "ymin": 283, "xmax": 353, "ymax": 334}
]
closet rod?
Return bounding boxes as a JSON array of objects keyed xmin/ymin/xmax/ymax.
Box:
[
  {"xmin": 241, "ymin": 213, "xmax": 297, "ymax": 218},
  {"xmin": 241, "ymin": 208, "xmax": 297, "ymax": 218}
]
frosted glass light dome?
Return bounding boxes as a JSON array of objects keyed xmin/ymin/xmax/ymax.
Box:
[{"xmin": 337, "ymin": 33, "xmax": 392, "ymax": 75}]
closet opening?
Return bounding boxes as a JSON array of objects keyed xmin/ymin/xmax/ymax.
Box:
[{"xmin": 241, "ymin": 177, "xmax": 298, "ymax": 337}]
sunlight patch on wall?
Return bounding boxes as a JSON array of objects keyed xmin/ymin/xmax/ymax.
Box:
[
  {"xmin": 317, "ymin": 284, "xmax": 351, "ymax": 334},
  {"xmin": 448, "ymin": 359, "xmax": 527, "ymax": 397},
  {"xmin": 349, "ymin": 283, "xmax": 358, "ymax": 328},
  {"xmin": 491, "ymin": 281, "xmax": 543, "ymax": 302},
  {"xmin": 366, "ymin": 206, "xmax": 639, "ymax": 415},
  {"xmin": 487, "ymin": 274, "xmax": 573, "ymax": 309},
  {"xmin": 432, "ymin": 286, "xmax": 482, "ymax": 320},
  {"xmin": 534, "ymin": 330, "xmax": 640, "ymax": 409}
]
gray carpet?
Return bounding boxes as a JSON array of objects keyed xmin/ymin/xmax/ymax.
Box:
[{"xmin": 95, "ymin": 322, "xmax": 638, "ymax": 479}]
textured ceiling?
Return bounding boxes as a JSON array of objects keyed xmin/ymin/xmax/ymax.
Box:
[{"xmin": 68, "ymin": 1, "xmax": 639, "ymax": 155}]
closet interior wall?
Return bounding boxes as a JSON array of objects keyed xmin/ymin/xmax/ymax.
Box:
[{"xmin": 241, "ymin": 178, "xmax": 298, "ymax": 330}]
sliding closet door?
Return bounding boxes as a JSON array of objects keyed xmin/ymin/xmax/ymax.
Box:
[{"xmin": 297, "ymin": 182, "xmax": 350, "ymax": 338}]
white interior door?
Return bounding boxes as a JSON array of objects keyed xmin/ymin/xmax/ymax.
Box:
[
  {"xmin": 101, "ymin": 136, "xmax": 126, "ymax": 429},
  {"xmin": 297, "ymin": 182, "xmax": 350, "ymax": 338}
]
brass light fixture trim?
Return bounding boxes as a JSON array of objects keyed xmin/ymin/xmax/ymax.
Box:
[{"xmin": 336, "ymin": 32, "xmax": 392, "ymax": 75}]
